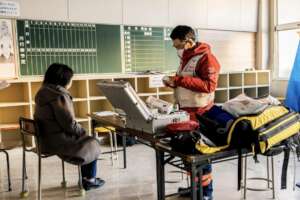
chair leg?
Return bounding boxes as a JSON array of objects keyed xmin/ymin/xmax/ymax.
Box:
[
  {"xmin": 38, "ymin": 154, "xmax": 42, "ymax": 200},
  {"xmin": 243, "ymin": 156, "xmax": 247, "ymax": 199},
  {"xmin": 113, "ymin": 131, "xmax": 118, "ymax": 161},
  {"xmin": 267, "ymin": 156, "xmax": 270, "ymax": 188},
  {"xmin": 78, "ymin": 166, "xmax": 86, "ymax": 196},
  {"xmin": 293, "ymin": 151, "xmax": 297, "ymax": 191},
  {"xmin": 108, "ymin": 132, "xmax": 114, "ymax": 166},
  {"xmin": 20, "ymin": 147, "xmax": 29, "ymax": 198},
  {"xmin": 271, "ymin": 156, "xmax": 275, "ymax": 199},
  {"xmin": 3, "ymin": 150, "xmax": 12, "ymax": 191},
  {"xmin": 61, "ymin": 160, "xmax": 67, "ymax": 188}
]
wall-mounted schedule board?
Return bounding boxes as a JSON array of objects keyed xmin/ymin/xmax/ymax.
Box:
[
  {"xmin": 17, "ymin": 20, "xmax": 122, "ymax": 75},
  {"xmin": 124, "ymin": 26, "xmax": 178, "ymax": 73}
]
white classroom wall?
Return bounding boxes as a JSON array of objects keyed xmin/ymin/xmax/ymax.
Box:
[
  {"xmin": 7, "ymin": 0, "xmax": 261, "ymax": 73},
  {"xmin": 11, "ymin": 0, "xmax": 258, "ymax": 31}
]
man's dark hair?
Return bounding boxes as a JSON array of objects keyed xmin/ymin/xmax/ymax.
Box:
[
  {"xmin": 43, "ymin": 63, "xmax": 74, "ymax": 87},
  {"xmin": 170, "ymin": 25, "xmax": 196, "ymax": 41}
]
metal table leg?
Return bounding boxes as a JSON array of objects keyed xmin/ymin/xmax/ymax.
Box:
[
  {"xmin": 156, "ymin": 150, "xmax": 165, "ymax": 200},
  {"xmin": 91, "ymin": 119, "xmax": 96, "ymax": 137},
  {"xmin": 191, "ymin": 164, "xmax": 197, "ymax": 200},
  {"xmin": 122, "ymin": 133, "xmax": 127, "ymax": 169},
  {"xmin": 197, "ymin": 167, "xmax": 203, "ymax": 200}
]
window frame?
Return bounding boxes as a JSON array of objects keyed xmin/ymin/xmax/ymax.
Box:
[{"xmin": 273, "ymin": 0, "xmax": 300, "ymax": 80}]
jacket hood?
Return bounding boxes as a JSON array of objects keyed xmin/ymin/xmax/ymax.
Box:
[
  {"xmin": 182, "ymin": 42, "xmax": 211, "ymax": 63},
  {"xmin": 35, "ymin": 84, "xmax": 71, "ymax": 106}
]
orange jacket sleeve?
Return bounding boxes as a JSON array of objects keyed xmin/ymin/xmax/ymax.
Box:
[{"xmin": 174, "ymin": 53, "xmax": 220, "ymax": 93}]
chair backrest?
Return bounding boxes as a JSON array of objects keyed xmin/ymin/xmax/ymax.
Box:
[{"xmin": 19, "ymin": 117, "xmax": 39, "ymax": 138}]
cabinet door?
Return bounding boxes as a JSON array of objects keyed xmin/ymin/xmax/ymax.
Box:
[
  {"xmin": 168, "ymin": 0, "xmax": 207, "ymax": 28},
  {"xmin": 68, "ymin": 0, "xmax": 123, "ymax": 24},
  {"xmin": 19, "ymin": 0, "xmax": 68, "ymax": 21},
  {"xmin": 123, "ymin": 0, "xmax": 169, "ymax": 26}
]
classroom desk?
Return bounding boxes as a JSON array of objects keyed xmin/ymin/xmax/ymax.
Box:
[{"xmin": 88, "ymin": 114, "xmax": 248, "ymax": 200}]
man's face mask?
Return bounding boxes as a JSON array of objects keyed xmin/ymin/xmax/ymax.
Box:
[
  {"xmin": 172, "ymin": 39, "xmax": 187, "ymax": 59},
  {"xmin": 177, "ymin": 48, "xmax": 184, "ymax": 58}
]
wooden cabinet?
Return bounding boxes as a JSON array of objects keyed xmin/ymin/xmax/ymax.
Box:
[{"xmin": 0, "ymin": 70, "xmax": 270, "ymax": 146}]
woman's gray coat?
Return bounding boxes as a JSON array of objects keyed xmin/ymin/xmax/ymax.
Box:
[{"xmin": 34, "ymin": 84, "xmax": 100, "ymax": 165}]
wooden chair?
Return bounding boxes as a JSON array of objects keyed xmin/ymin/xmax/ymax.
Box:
[
  {"xmin": 0, "ymin": 123, "xmax": 21, "ymax": 192},
  {"xmin": 19, "ymin": 117, "xmax": 85, "ymax": 200}
]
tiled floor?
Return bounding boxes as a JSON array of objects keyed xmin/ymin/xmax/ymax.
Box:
[{"xmin": 0, "ymin": 144, "xmax": 300, "ymax": 200}]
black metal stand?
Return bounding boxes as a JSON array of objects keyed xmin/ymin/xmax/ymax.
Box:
[
  {"xmin": 0, "ymin": 149, "xmax": 12, "ymax": 191},
  {"xmin": 155, "ymin": 144, "xmax": 250, "ymax": 200}
]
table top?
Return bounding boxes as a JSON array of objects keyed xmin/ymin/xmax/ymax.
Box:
[
  {"xmin": 89, "ymin": 113, "xmax": 250, "ymax": 165},
  {"xmin": 155, "ymin": 141, "xmax": 250, "ymax": 164}
]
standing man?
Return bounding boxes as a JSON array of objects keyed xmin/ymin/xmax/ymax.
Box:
[{"xmin": 163, "ymin": 25, "xmax": 220, "ymax": 200}]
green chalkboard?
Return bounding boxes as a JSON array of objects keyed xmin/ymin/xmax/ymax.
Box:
[
  {"xmin": 124, "ymin": 26, "xmax": 178, "ymax": 73},
  {"xmin": 17, "ymin": 20, "xmax": 122, "ymax": 75}
]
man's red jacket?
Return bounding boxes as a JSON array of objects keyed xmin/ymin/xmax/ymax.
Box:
[{"xmin": 173, "ymin": 42, "xmax": 221, "ymax": 120}]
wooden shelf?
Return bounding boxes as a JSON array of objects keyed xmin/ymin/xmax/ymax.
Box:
[
  {"xmin": 89, "ymin": 96, "xmax": 106, "ymax": 101},
  {"xmin": 244, "ymin": 88, "xmax": 257, "ymax": 98},
  {"xmin": 90, "ymin": 99, "xmax": 113, "ymax": 113},
  {"xmin": 229, "ymin": 88, "xmax": 243, "ymax": 99},
  {"xmin": 257, "ymin": 71, "xmax": 270, "ymax": 85},
  {"xmin": 114, "ymin": 78, "xmax": 136, "ymax": 90},
  {"xmin": 243, "ymin": 85, "xmax": 257, "ymax": 89},
  {"xmin": 0, "ymin": 102, "xmax": 30, "ymax": 107},
  {"xmin": 229, "ymin": 73, "xmax": 242, "ymax": 87},
  {"xmin": 0, "ymin": 70, "xmax": 270, "ymax": 145},
  {"xmin": 89, "ymin": 79, "xmax": 113, "ymax": 97},
  {"xmin": 158, "ymin": 91, "xmax": 174, "ymax": 95},
  {"xmin": 138, "ymin": 93, "xmax": 157, "ymax": 97},
  {"xmin": 68, "ymin": 80, "xmax": 88, "ymax": 99},
  {"xmin": 229, "ymin": 86, "xmax": 243, "ymax": 90},
  {"xmin": 158, "ymin": 95, "xmax": 175, "ymax": 104},
  {"xmin": 244, "ymin": 72, "xmax": 256, "ymax": 86},
  {"xmin": 0, "ymin": 123, "xmax": 20, "ymax": 131},
  {"xmin": 216, "ymin": 88, "xmax": 228, "ymax": 91},
  {"xmin": 73, "ymin": 98, "xmax": 88, "ymax": 102},
  {"xmin": 217, "ymin": 74, "xmax": 228, "ymax": 88},
  {"xmin": 137, "ymin": 77, "xmax": 157, "ymax": 93},
  {"xmin": 215, "ymin": 90, "xmax": 228, "ymax": 103},
  {"xmin": 75, "ymin": 117, "xmax": 89, "ymax": 122}
]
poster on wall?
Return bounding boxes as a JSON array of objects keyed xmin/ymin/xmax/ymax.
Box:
[
  {"xmin": 0, "ymin": 18, "xmax": 17, "ymax": 79},
  {"xmin": 0, "ymin": 1, "xmax": 20, "ymax": 17}
]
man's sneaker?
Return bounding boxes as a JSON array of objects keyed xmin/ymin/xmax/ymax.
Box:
[
  {"xmin": 203, "ymin": 196, "xmax": 213, "ymax": 200},
  {"xmin": 178, "ymin": 187, "xmax": 191, "ymax": 197},
  {"xmin": 82, "ymin": 178, "xmax": 105, "ymax": 191},
  {"xmin": 178, "ymin": 187, "xmax": 213, "ymax": 200},
  {"xmin": 296, "ymin": 182, "xmax": 300, "ymax": 188}
]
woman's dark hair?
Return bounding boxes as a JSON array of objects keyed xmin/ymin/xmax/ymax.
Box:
[
  {"xmin": 43, "ymin": 63, "xmax": 74, "ymax": 87},
  {"xmin": 170, "ymin": 25, "xmax": 196, "ymax": 41}
]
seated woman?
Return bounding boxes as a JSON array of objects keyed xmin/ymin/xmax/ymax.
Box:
[{"xmin": 34, "ymin": 63, "xmax": 104, "ymax": 191}]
